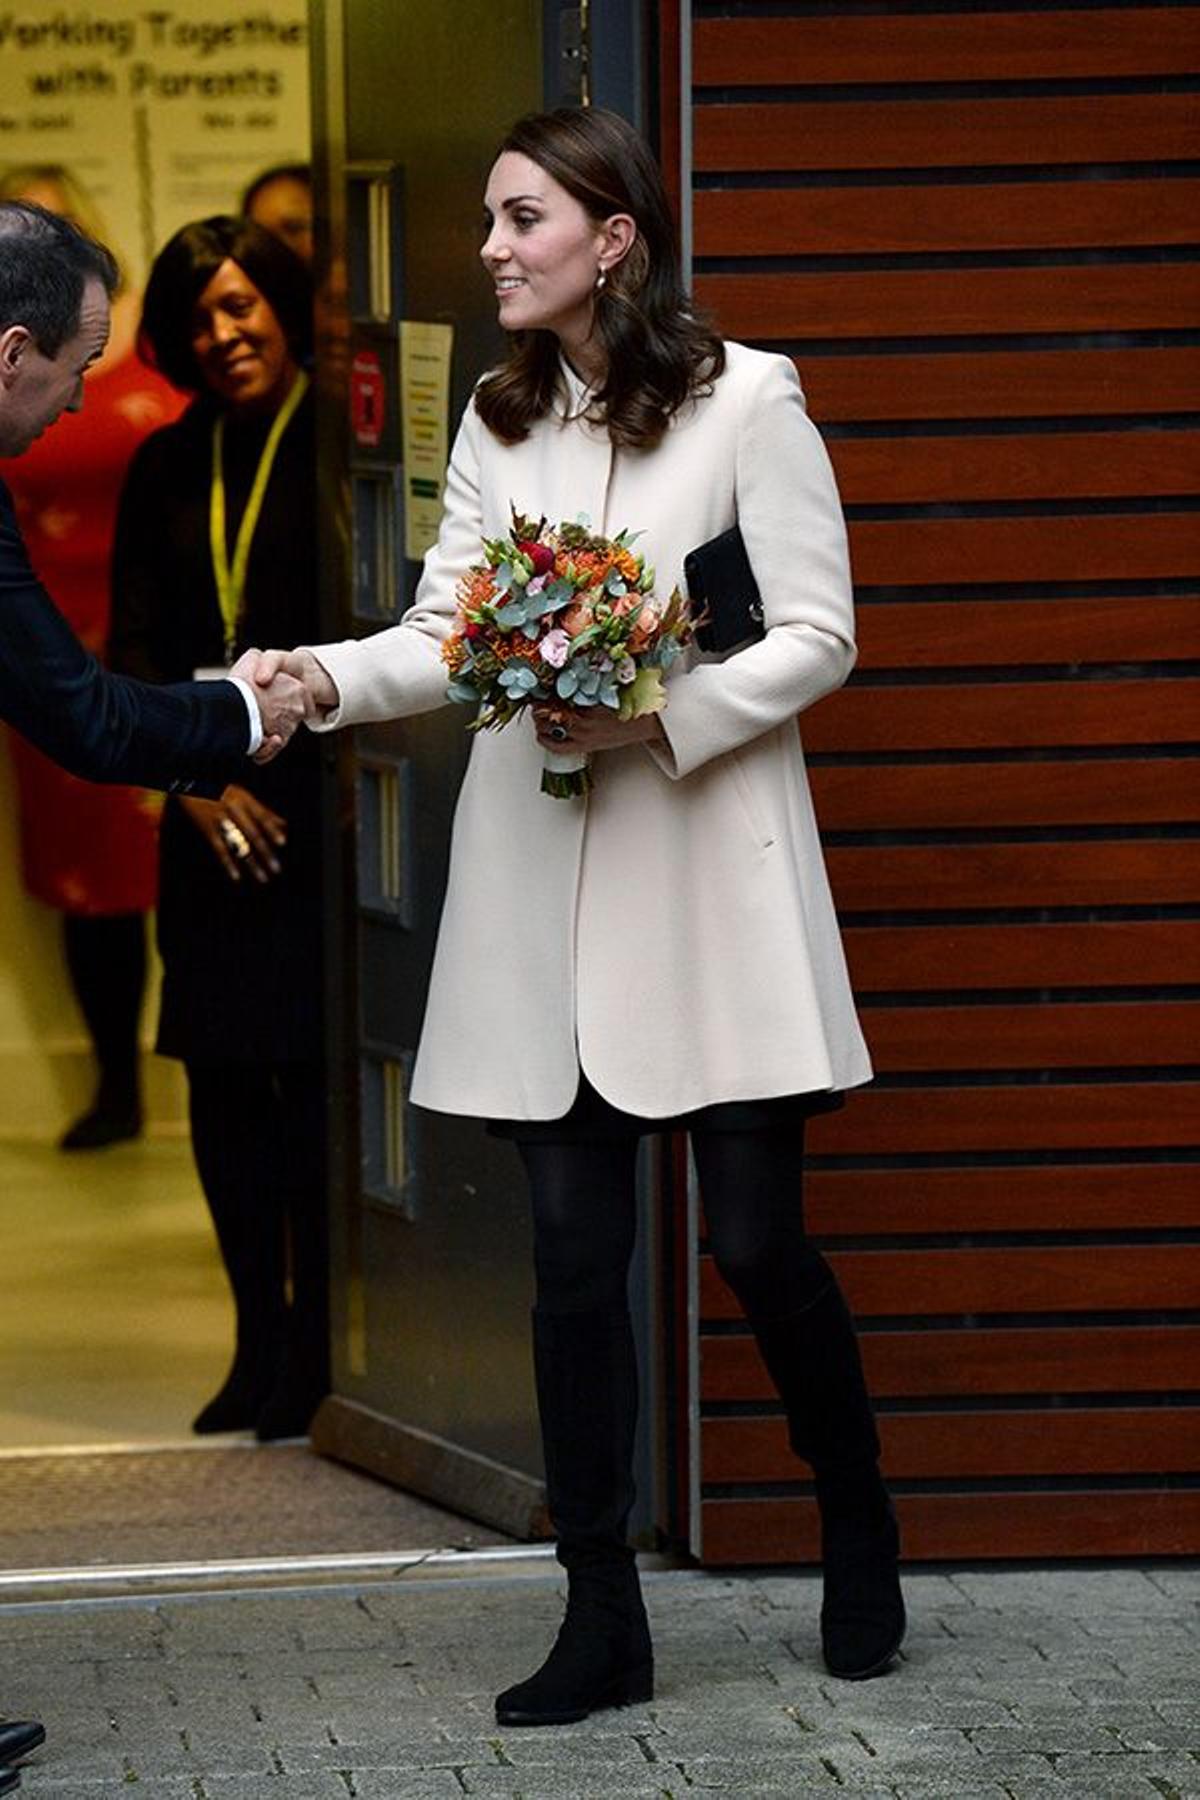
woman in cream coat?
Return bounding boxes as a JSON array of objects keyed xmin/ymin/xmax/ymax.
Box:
[{"xmin": 266, "ymin": 108, "xmax": 904, "ymax": 1719}]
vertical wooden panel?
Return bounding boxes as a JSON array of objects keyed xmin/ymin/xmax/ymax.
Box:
[{"xmin": 680, "ymin": 3, "xmax": 1200, "ymax": 1566}]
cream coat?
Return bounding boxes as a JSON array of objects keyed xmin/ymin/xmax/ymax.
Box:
[{"xmin": 310, "ymin": 341, "xmax": 873, "ymax": 1119}]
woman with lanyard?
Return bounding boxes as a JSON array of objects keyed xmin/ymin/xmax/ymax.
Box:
[{"xmin": 109, "ymin": 217, "xmax": 329, "ymax": 1441}]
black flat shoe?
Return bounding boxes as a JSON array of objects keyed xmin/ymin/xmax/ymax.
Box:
[
  {"xmin": 0, "ymin": 1767, "xmax": 21, "ymax": 1794},
  {"xmin": 495, "ymin": 1631, "xmax": 653, "ymax": 1727},
  {"xmin": 495, "ymin": 1573, "xmax": 653, "ymax": 1727},
  {"xmin": 192, "ymin": 1355, "xmax": 273, "ymax": 1434},
  {"xmin": 820, "ymin": 1506, "xmax": 906, "ymax": 1680},
  {"xmin": 496, "ymin": 1653, "xmax": 653, "ymax": 1727},
  {"xmin": 255, "ymin": 1379, "xmax": 326, "ymax": 1442},
  {"xmin": 59, "ymin": 1100, "xmax": 141, "ymax": 1151},
  {"xmin": 0, "ymin": 1721, "xmax": 44, "ymax": 1763}
]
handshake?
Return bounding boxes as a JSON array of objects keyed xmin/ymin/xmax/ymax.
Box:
[{"xmin": 230, "ymin": 647, "xmax": 341, "ymax": 762}]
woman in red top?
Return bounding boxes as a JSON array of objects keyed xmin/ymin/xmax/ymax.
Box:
[{"xmin": 0, "ymin": 164, "xmax": 184, "ymax": 1148}]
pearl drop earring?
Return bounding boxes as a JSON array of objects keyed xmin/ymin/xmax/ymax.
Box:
[{"xmin": 595, "ymin": 268, "xmax": 607, "ymax": 292}]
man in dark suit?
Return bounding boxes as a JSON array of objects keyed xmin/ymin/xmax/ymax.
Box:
[
  {"xmin": 0, "ymin": 201, "xmax": 312, "ymax": 1793},
  {"xmin": 0, "ymin": 198, "xmax": 311, "ymax": 789}
]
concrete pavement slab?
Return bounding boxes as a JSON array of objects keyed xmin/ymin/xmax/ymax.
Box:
[{"xmin": 2, "ymin": 1562, "xmax": 1196, "ymax": 1797}]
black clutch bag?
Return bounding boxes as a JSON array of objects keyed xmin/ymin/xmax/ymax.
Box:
[{"xmin": 684, "ymin": 524, "xmax": 765, "ymax": 654}]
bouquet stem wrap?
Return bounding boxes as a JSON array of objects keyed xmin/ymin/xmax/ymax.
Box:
[{"xmin": 541, "ymin": 749, "xmax": 593, "ymax": 800}]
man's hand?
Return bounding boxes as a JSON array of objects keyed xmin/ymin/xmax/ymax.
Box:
[
  {"xmin": 247, "ymin": 647, "xmax": 340, "ymax": 720},
  {"xmin": 229, "ymin": 648, "xmax": 314, "ymax": 764},
  {"xmin": 179, "ymin": 785, "xmax": 288, "ymax": 885}
]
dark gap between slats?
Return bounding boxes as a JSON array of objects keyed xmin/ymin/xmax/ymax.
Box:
[
  {"xmin": 696, "ymin": 248, "xmax": 1200, "ymax": 274},
  {"xmin": 823, "ymin": 416, "xmax": 1200, "ymax": 436},
  {"xmin": 756, "ymin": 331, "xmax": 1200, "ymax": 355},
  {"xmin": 700, "ymin": 1473, "xmax": 1200, "ymax": 1497},
  {"xmin": 856, "ymin": 989, "xmax": 1200, "ymax": 1009},
  {"xmin": 823, "ymin": 825, "xmax": 1200, "ymax": 844},
  {"xmin": 694, "ymin": 164, "xmax": 1200, "ymax": 189},
  {"xmin": 704, "ymin": 1393, "xmax": 1200, "ymax": 1416},
  {"xmin": 702, "ymin": 1309, "xmax": 1200, "ymax": 1333},
  {"xmin": 701, "ymin": 1228, "xmax": 1200, "ymax": 1248},
  {"xmin": 811, "ymin": 748, "xmax": 1200, "ymax": 764},
  {"xmin": 691, "ymin": 2, "xmax": 1198, "ymax": 25},
  {"xmin": 693, "ymin": 76, "xmax": 1200, "ymax": 102}
]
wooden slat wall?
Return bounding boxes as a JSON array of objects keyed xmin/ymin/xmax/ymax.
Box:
[{"xmin": 684, "ymin": 3, "xmax": 1200, "ymax": 1564}]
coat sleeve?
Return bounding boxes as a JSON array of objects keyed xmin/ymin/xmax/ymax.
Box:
[
  {"xmin": 649, "ymin": 353, "xmax": 857, "ymax": 781},
  {"xmin": 0, "ymin": 478, "xmax": 248, "ymax": 791},
  {"xmin": 304, "ymin": 400, "xmax": 484, "ymax": 730}
]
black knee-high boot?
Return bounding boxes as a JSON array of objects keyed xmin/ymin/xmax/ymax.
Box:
[
  {"xmin": 752, "ymin": 1283, "xmax": 905, "ymax": 1679},
  {"xmin": 495, "ymin": 1307, "xmax": 653, "ymax": 1726}
]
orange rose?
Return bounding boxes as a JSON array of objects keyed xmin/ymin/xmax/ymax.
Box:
[
  {"xmin": 628, "ymin": 604, "xmax": 661, "ymax": 654},
  {"xmin": 561, "ymin": 601, "xmax": 594, "ymax": 636}
]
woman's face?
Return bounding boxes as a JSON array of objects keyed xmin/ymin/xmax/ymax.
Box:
[
  {"xmin": 190, "ymin": 258, "xmax": 296, "ymax": 411},
  {"xmin": 480, "ymin": 152, "xmax": 609, "ymax": 347}
]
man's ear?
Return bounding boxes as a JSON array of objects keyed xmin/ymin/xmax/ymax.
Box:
[{"xmin": 0, "ymin": 324, "xmax": 32, "ymax": 385}]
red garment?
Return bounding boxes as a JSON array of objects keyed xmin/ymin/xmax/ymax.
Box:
[{"xmin": 5, "ymin": 353, "xmax": 186, "ymax": 914}]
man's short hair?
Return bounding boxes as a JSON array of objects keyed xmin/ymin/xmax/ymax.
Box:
[{"xmin": 0, "ymin": 200, "xmax": 118, "ymax": 356}]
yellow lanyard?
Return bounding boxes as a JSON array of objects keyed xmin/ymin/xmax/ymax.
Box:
[{"xmin": 209, "ymin": 369, "xmax": 309, "ymax": 660}]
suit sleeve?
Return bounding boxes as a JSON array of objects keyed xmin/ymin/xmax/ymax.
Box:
[
  {"xmin": 0, "ymin": 478, "xmax": 248, "ymax": 792},
  {"xmin": 649, "ymin": 354, "xmax": 857, "ymax": 780},
  {"xmin": 301, "ymin": 400, "xmax": 484, "ymax": 730}
]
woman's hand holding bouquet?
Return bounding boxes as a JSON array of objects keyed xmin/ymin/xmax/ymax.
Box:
[{"xmin": 442, "ymin": 508, "xmax": 697, "ymax": 797}]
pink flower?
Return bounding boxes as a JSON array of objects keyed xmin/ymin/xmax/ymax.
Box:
[{"xmin": 540, "ymin": 627, "xmax": 570, "ymax": 668}]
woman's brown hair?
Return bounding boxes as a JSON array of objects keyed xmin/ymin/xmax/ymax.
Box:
[{"xmin": 474, "ymin": 108, "xmax": 724, "ymax": 453}]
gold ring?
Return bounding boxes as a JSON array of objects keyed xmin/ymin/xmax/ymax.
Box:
[{"xmin": 221, "ymin": 821, "xmax": 251, "ymax": 860}]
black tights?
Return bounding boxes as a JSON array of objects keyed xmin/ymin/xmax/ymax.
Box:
[{"xmin": 518, "ymin": 1122, "xmax": 832, "ymax": 1325}]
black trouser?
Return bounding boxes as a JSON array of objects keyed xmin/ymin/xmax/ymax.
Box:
[{"xmin": 186, "ymin": 1060, "xmax": 330, "ymax": 1392}]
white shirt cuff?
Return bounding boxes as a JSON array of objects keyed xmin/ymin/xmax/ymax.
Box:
[{"xmin": 228, "ymin": 676, "xmax": 263, "ymax": 755}]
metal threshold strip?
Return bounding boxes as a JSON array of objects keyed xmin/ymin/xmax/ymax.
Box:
[{"xmin": 0, "ymin": 1543, "xmax": 560, "ymax": 1604}]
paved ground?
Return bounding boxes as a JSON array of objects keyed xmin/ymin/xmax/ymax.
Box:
[{"xmin": 3, "ymin": 1560, "xmax": 1197, "ymax": 1798}]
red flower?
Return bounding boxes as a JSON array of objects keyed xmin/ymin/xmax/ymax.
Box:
[
  {"xmin": 518, "ymin": 539, "xmax": 555, "ymax": 577},
  {"xmin": 465, "ymin": 622, "xmax": 483, "ymax": 641}
]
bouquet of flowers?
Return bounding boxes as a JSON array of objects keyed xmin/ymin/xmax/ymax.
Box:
[{"xmin": 441, "ymin": 508, "xmax": 697, "ymax": 798}]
